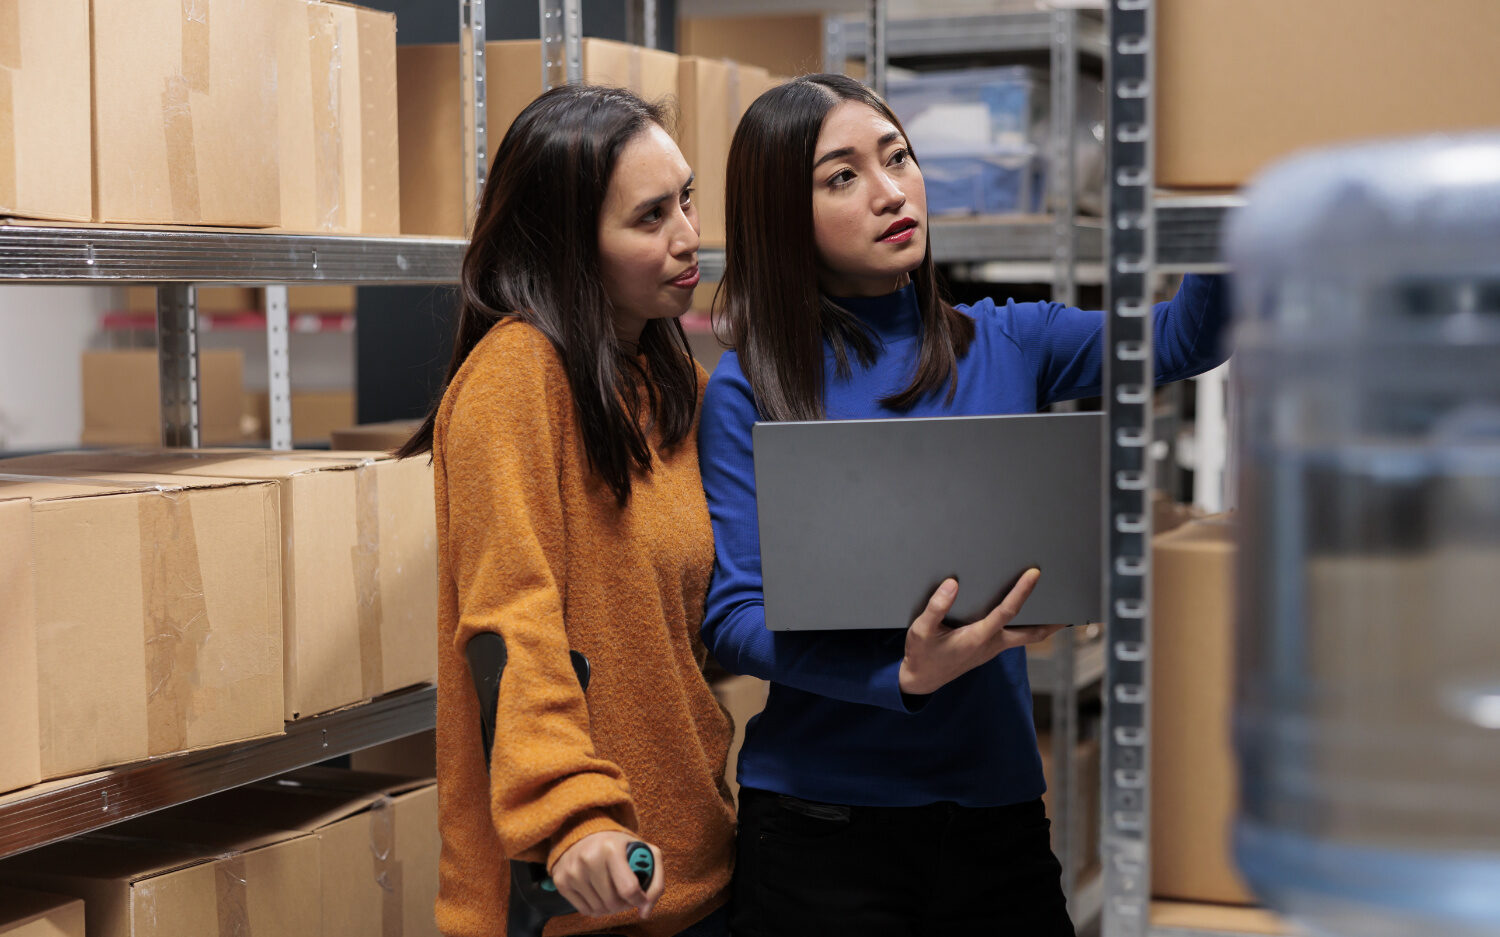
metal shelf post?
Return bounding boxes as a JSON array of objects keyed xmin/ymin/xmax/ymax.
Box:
[
  {"xmin": 1050, "ymin": 10, "xmax": 1080, "ymax": 308},
  {"xmin": 541, "ymin": 0, "xmax": 582, "ymax": 91},
  {"xmin": 866, "ymin": 0, "xmax": 887, "ymax": 97},
  {"xmin": 156, "ymin": 285, "xmax": 201, "ymax": 448},
  {"xmin": 1103, "ymin": 0, "xmax": 1156, "ymax": 934},
  {"xmin": 264, "ymin": 285, "xmax": 293, "ymax": 450},
  {"xmin": 461, "ymin": 0, "xmax": 489, "ymax": 236}
]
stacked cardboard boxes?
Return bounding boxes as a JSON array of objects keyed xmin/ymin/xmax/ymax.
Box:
[
  {"xmin": 0, "ymin": 449, "xmax": 439, "ymax": 723},
  {"xmin": 1156, "ymin": 0, "xmax": 1500, "ymax": 188},
  {"xmin": 398, "ymin": 38, "xmax": 678, "ymax": 237},
  {"xmin": 0, "ymin": 468, "xmax": 285, "ymax": 783},
  {"xmin": 0, "ymin": 886, "xmax": 85, "ymax": 937},
  {"xmin": 1150, "ymin": 514, "xmax": 1256, "ymax": 905},
  {"xmin": 1, "ymin": 0, "xmax": 398, "ymax": 229}
]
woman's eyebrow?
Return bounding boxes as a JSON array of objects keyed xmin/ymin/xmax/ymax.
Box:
[
  {"xmin": 812, "ymin": 131, "xmax": 903, "ymax": 170},
  {"xmin": 631, "ymin": 172, "xmax": 696, "ymax": 215}
]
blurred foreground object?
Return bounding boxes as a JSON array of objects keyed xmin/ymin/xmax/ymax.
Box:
[{"xmin": 1229, "ymin": 134, "xmax": 1500, "ymax": 937}]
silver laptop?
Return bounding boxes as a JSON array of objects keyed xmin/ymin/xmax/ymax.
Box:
[{"xmin": 753, "ymin": 412, "xmax": 1103, "ymax": 631}]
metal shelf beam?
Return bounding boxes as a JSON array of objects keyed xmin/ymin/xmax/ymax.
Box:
[
  {"xmin": 0, "ymin": 685, "xmax": 437, "ymax": 861},
  {"xmin": 1154, "ymin": 194, "xmax": 1242, "ymax": 273},
  {"xmin": 833, "ymin": 11, "xmax": 1107, "ymax": 61},
  {"xmin": 929, "ymin": 217, "xmax": 1103, "ymax": 265},
  {"xmin": 0, "ymin": 225, "xmax": 466, "ymax": 285}
]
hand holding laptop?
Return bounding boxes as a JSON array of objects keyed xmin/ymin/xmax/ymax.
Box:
[{"xmin": 897, "ymin": 568, "xmax": 1063, "ymax": 696}]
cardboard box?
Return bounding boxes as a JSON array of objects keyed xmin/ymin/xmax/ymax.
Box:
[
  {"xmin": 1150, "ymin": 514, "xmax": 1255, "ymax": 904},
  {"xmin": 0, "ymin": 821, "xmax": 318, "ymax": 937},
  {"xmin": 0, "ymin": 0, "xmax": 92, "ymax": 222},
  {"xmin": 330, "ymin": 419, "xmax": 421, "ymax": 453},
  {"xmin": 1157, "ymin": 0, "xmax": 1500, "ymax": 188},
  {"xmin": 0, "ymin": 886, "xmax": 84, "ymax": 937},
  {"xmin": 174, "ymin": 768, "xmax": 439, "ymax": 937},
  {"xmin": 1, "ymin": 449, "xmax": 437, "ymax": 721},
  {"xmin": 710, "ymin": 674, "xmax": 767, "ymax": 803},
  {"xmin": 1151, "ymin": 901, "xmax": 1289, "ymax": 935},
  {"xmin": 678, "ymin": 14, "xmax": 825, "ymax": 79},
  {"xmin": 677, "ymin": 57, "xmax": 768, "ymax": 247},
  {"xmin": 246, "ymin": 389, "xmax": 356, "ymax": 446},
  {"xmin": 81, "ymin": 350, "xmax": 246, "ymax": 447},
  {"xmin": 398, "ymin": 39, "xmax": 679, "ymax": 236},
  {"xmin": 91, "ymin": 0, "xmax": 279, "ymax": 226},
  {"xmin": 0, "ymin": 497, "xmax": 40, "ymax": 795},
  {"xmin": 277, "ymin": 0, "xmax": 399, "ymax": 234},
  {"xmin": 122, "ymin": 285, "xmax": 356, "ymax": 314},
  {"xmin": 1038, "ymin": 730, "xmax": 1101, "ymax": 875},
  {"xmin": 122, "ymin": 286, "xmax": 260, "ymax": 313},
  {"xmin": 0, "ymin": 468, "xmax": 284, "ymax": 780}
]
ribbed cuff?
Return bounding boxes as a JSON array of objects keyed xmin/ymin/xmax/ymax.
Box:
[{"xmin": 545, "ymin": 809, "xmax": 635, "ymax": 874}]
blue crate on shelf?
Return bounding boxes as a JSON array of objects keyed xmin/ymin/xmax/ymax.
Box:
[{"xmin": 920, "ymin": 148, "xmax": 1044, "ymax": 217}]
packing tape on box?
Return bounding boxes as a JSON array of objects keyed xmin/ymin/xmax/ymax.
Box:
[
  {"xmin": 629, "ymin": 46, "xmax": 642, "ymax": 97},
  {"xmin": 139, "ymin": 487, "xmax": 211, "ymax": 756},
  {"xmin": 354, "ymin": 461, "xmax": 384, "ymax": 699},
  {"xmin": 181, "ymin": 0, "xmax": 210, "ymax": 92},
  {"xmin": 308, "ymin": 2, "xmax": 345, "ymax": 232},
  {"xmin": 0, "ymin": 472, "xmax": 210, "ymax": 756},
  {"xmin": 164, "ymin": 0, "xmax": 211, "ymax": 222},
  {"xmin": 216, "ymin": 854, "xmax": 251, "ymax": 937},
  {"xmin": 369, "ymin": 795, "xmax": 404, "ymax": 937}
]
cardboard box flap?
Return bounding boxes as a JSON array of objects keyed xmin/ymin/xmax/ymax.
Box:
[
  {"xmin": 0, "ymin": 884, "xmax": 81, "ymax": 928},
  {"xmin": 93, "ymin": 816, "xmax": 312, "ymax": 876},
  {"xmin": 0, "ymin": 468, "xmax": 272, "ymax": 502},
  {"xmin": 0, "ymin": 449, "xmax": 374, "ymax": 482},
  {"xmin": 3, "ymin": 831, "xmax": 253, "ymax": 885}
]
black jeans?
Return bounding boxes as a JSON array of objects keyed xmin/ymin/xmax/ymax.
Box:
[{"xmin": 730, "ymin": 788, "xmax": 1075, "ymax": 937}]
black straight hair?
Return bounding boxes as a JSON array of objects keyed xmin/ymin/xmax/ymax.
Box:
[
  {"xmin": 398, "ymin": 85, "xmax": 698, "ymax": 506},
  {"xmin": 714, "ymin": 73, "xmax": 974, "ymax": 422}
]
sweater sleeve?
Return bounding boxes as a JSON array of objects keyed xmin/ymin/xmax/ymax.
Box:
[
  {"xmin": 440, "ymin": 333, "xmax": 636, "ymax": 871},
  {"xmin": 981, "ymin": 273, "xmax": 1231, "ymax": 407},
  {"xmin": 698, "ymin": 356, "xmax": 919, "ymax": 713}
]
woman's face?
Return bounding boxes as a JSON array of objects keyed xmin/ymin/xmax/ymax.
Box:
[
  {"xmin": 597, "ymin": 123, "xmax": 700, "ymax": 348},
  {"xmin": 810, "ymin": 100, "xmax": 927, "ymax": 298}
]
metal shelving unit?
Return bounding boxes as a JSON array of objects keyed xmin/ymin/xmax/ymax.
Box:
[
  {"xmin": 825, "ymin": 9, "xmax": 1108, "ymax": 925},
  {"xmin": 828, "ymin": 8, "xmax": 1105, "ymax": 305},
  {"xmin": 0, "ymin": 0, "xmax": 713, "ymax": 864},
  {"xmin": 0, "ymin": 224, "xmax": 465, "ymax": 284},
  {"xmin": 0, "ymin": 686, "xmax": 437, "ymax": 862},
  {"xmin": 1102, "ymin": 4, "xmax": 1251, "ymax": 937}
]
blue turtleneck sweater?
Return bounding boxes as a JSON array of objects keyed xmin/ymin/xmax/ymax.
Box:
[{"xmin": 698, "ymin": 274, "xmax": 1230, "ymax": 807}]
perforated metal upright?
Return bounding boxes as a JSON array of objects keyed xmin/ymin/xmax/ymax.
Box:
[
  {"xmin": 1102, "ymin": 1, "xmax": 1155, "ymax": 934},
  {"xmin": 541, "ymin": 0, "xmax": 583, "ymax": 90}
]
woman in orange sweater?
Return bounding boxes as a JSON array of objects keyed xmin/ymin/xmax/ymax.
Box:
[{"xmin": 398, "ymin": 86, "xmax": 734, "ymax": 937}]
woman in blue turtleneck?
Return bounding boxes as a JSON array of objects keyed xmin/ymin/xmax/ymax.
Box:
[{"xmin": 699, "ymin": 75, "xmax": 1230, "ymax": 937}]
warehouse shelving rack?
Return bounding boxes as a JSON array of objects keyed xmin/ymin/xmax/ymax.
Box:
[
  {"xmin": 1100, "ymin": 3, "xmax": 1251, "ymax": 937},
  {"xmin": 829, "ymin": 7, "xmax": 1114, "ymax": 926},
  {"xmin": 0, "ymin": 0, "xmax": 670, "ymax": 862},
  {"xmin": 829, "ymin": 7, "xmax": 1108, "ymax": 306}
]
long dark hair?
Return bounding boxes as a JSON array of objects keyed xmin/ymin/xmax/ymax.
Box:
[
  {"xmin": 398, "ymin": 85, "xmax": 698, "ymax": 505},
  {"xmin": 714, "ymin": 73, "xmax": 974, "ymax": 421}
]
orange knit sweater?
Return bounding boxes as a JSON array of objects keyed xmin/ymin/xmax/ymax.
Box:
[{"xmin": 431, "ymin": 320, "xmax": 736, "ymax": 937}]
